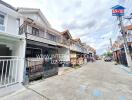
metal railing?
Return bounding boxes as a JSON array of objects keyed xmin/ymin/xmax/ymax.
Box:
[{"xmin": 0, "ymin": 56, "xmax": 20, "ymax": 88}]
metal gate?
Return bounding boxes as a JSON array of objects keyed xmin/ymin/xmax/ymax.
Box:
[
  {"xmin": 26, "ymin": 57, "xmax": 59, "ymax": 81},
  {"xmin": 26, "ymin": 58, "xmax": 44, "ymax": 81},
  {"xmin": 0, "ymin": 56, "xmax": 20, "ymax": 88}
]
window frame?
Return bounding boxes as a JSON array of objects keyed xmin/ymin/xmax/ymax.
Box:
[
  {"xmin": 0, "ymin": 14, "xmax": 5, "ymax": 25},
  {"xmin": 32, "ymin": 27, "xmax": 39, "ymax": 36},
  {"xmin": 0, "ymin": 11, "xmax": 7, "ymax": 32}
]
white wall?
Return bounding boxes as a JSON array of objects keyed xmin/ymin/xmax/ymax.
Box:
[
  {"xmin": 0, "ymin": 3, "xmax": 20, "ymax": 35},
  {"xmin": 58, "ymin": 48, "xmax": 70, "ymax": 62},
  {"xmin": 0, "ymin": 3, "xmax": 26, "ymax": 83},
  {"xmin": 12, "ymin": 39, "xmax": 26, "ymax": 82},
  {"xmin": 0, "ymin": 37, "xmax": 26, "ymax": 83},
  {"xmin": 6, "ymin": 15, "xmax": 19, "ymax": 35},
  {"xmin": 22, "ymin": 13, "xmax": 47, "ymax": 27}
]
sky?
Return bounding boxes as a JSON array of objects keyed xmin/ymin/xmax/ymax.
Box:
[{"xmin": 3, "ymin": 0, "xmax": 132, "ymax": 54}]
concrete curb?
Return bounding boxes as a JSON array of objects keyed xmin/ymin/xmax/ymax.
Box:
[
  {"xmin": 121, "ymin": 67, "xmax": 132, "ymax": 74},
  {"xmin": 117, "ymin": 64, "xmax": 132, "ymax": 75}
]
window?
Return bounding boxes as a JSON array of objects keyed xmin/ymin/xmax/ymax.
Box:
[
  {"xmin": 0, "ymin": 13, "xmax": 5, "ymax": 31},
  {"xmin": 32, "ymin": 27, "xmax": 39, "ymax": 36},
  {"xmin": 49, "ymin": 34, "xmax": 56, "ymax": 41},
  {"xmin": 0, "ymin": 14, "xmax": 4, "ymax": 25},
  {"xmin": 47, "ymin": 31, "xmax": 56, "ymax": 41}
]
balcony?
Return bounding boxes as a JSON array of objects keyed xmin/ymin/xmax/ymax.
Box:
[
  {"xmin": 70, "ymin": 43, "xmax": 88, "ymax": 54},
  {"xmin": 19, "ymin": 25, "xmax": 61, "ymax": 46}
]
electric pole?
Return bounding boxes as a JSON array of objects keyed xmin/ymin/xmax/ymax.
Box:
[
  {"xmin": 118, "ymin": 16, "xmax": 132, "ymax": 70},
  {"xmin": 109, "ymin": 38, "xmax": 113, "ymax": 51},
  {"xmin": 112, "ymin": 5, "xmax": 132, "ymax": 71}
]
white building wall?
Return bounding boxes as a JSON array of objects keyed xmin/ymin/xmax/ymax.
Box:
[
  {"xmin": 0, "ymin": 3, "xmax": 26, "ymax": 83},
  {"xmin": 21, "ymin": 13, "xmax": 47, "ymax": 27},
  {"xmin": 0, "ymin": 3, "xmax": 20, "ymax": 36},
  {"xmin": 58, "ymin": 48, "xmax": 70, "ymax": 62},
  {"xmin": 16, "ymin": 40, "xmax": 26, "ymax": 82},
  {"xmin": 6, "ymin": 15, "xmax": 19, "ymax": 35}
]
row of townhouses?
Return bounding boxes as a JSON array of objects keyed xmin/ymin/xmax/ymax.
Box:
[
  {"xmin": 112, "ymin": 25, "xmax": 132, "ymax": 66},
  {"xmin": 0, "ymin": 1, "xmax": 96, "ymax": 90}
]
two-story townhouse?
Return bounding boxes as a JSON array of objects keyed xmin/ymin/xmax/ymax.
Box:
[
  {"xmin": 0, "ymin": 0, "xmax": 96, "ymax": 89},
  {"xmin": 80, "ymin": 43, "xmax": 89, "ymax": 64},
  {"xmin": 18, "ymin": 8, "xmax": 72, "ymax": 80},
  {"xmin": 125, "ymin": 25, "xmax": 132, "ymax": 57},
  {"xmin": 112, "ymin": 25, "xmax": 132, "ymax": 66},
  {"xmin": 87, "ymin": 46, "xmax": 96, "ymax": 60},
  {"xmin": 58, "ymin": 30, "xmax": 71, "ymax": 67},
  {"xmin": 70, "ymin": 38, "xmax": 89, "ymax": 66},
  {"xmin": 112, "ymin": 34, "xmax": 131, "ymax": 66},
  {"xmin": 85, "ymin": 45, "xmax": 92, "ymax": 62},
  {"xmin": 0, "ymin": 1, "xmax": 26, "ymax": 89},
  {"xmin": 70, "ymin": 39, "xmax": 78, "ymax": 66}
]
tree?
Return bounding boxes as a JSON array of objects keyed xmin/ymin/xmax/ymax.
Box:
[{"xmin": 102, "ymin": 52, "xmax": 112, "ymax": 57}]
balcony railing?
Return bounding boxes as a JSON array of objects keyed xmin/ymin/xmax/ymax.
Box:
[
  {"xmin": 19, "ymin": 24, "xmax": 70, "ymax": 46},
  {"xmin": 21, "ymin": 23, "xmax": 86, "ymax": 47}
]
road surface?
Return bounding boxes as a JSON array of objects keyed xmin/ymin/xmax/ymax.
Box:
[{"xmin": 2, "ymin": 61, "xmax": 132, "ymax": 100}]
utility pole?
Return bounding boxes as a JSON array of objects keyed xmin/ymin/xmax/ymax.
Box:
[
  {"xmin": 109, "ymin": 38, "xmax": 113, "ymax": 51},
  {"xmin": 112, "ymin": 5, "xmax": 132, "ymax": 71},
  {"xmin": 118, "ymin": 16, "xmax": 132, "ymax": 70}
]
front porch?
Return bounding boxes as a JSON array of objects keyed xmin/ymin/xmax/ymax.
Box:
[
  {"xmin": 57, "ymin": 46, "xmax": 70, "ymax": 67},
  {"xmin": 0, "ymin": 56, "xmax": 20, "ymax": 88},
  {"xmin": 70, "ymin": 50, "xmax": 87, "ymax": 67},
  {"xmin": 25, "ymin": 40, "xmax": 59, "ymax": 82},
  {"xmin": 0, "ymin": 33, "xmax": 26, "ymax": 88}
]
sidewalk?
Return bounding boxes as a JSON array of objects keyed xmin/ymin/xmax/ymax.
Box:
[
  {"xmin": 116, "ymin": 64, "xmax": 132, "ymax": 75},
  {"xmin": 0, "ymin": 83, "xmax": 26, "ymax": 99},
  {"xmin": 58, "ymin": 66, "xmax": 75, "ymax": 75},
  {"xmin": 0, "ymin": 64, "xmax": 84, "ymax": 100},
  {"xmin": 0, "ymin": 66, "xmax": 75, "ymax": 100}
]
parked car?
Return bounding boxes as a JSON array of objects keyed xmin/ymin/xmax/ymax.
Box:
[{"xmin": 104, "ymin": 57, "xmax": 112, "ymax": 62}]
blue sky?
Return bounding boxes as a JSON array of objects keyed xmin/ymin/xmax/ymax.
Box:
[{"xmin": 4, "ymin": 0, "xmax": 132, "ymax": 54}]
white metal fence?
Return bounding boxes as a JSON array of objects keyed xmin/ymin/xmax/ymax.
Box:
[{"xmin": 0, "ymin": 56, "xmax": 20, "ymax": 88}]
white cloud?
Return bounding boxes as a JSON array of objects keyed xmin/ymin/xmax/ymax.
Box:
[{"xmin": 3, "ymin": 0, "xmax": 132, "ymax": 54}]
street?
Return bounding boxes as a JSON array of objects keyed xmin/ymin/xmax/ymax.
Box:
[{"xmin": 2, "ymin": 61, "xmax": 132, "ymax": 100}]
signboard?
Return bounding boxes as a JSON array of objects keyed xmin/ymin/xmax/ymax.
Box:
[
  {"xmin": 112, "ymin": 5, "xmax": 125, "ymax": 16},
  {"xmin": 112, "ymin": 9, "xmax": 124, "ymax": 16}
]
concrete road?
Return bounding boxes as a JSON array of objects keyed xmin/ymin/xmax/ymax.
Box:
[{"xmin": 2, "ymin": 61, "xmax": 132, "ymax": 100}]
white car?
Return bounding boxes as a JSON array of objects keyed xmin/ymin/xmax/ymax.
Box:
[{"xmin": 104, "ymin": 57, "xmax": 112, "ymax": 62}]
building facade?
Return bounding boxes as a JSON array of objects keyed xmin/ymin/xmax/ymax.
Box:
[
  {"xmin": 112, "ymin": 26, "xmax": 132, "ymax": 66},
  {"xmin": 0, "ymin": 1, "xmax": 26, "ymax": 88},
  {"xmin": 18, "ymin": 8, "xmax": 64, "ymax": 80},
  {"xmin": 0, "ymin": 1, "xmax": 96, "ymax": 86}
]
